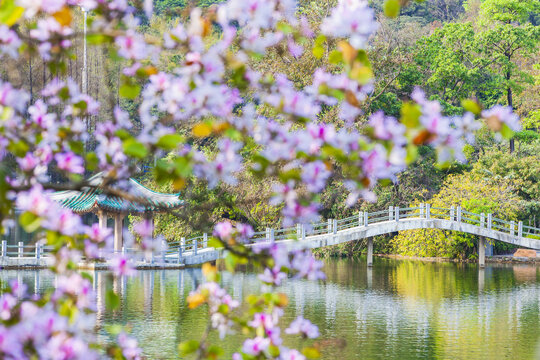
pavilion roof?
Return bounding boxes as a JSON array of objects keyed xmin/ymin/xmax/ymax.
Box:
[{"xmin": 48, "ymin": 173, "xmax": 183, "ymax": 214}]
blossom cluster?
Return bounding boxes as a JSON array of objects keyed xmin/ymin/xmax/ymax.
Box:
[{"xmin": 0, "ymin": 0, "xmax": 524, "ymax": 358}]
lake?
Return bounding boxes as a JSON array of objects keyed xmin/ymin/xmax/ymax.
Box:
[{"xmin": 2, "ymin": 258, "xmax": 540, "ymax": 359}]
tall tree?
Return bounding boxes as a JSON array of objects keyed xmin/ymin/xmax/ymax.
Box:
[{"xmin": 477, "ymin": 0, "xmax": 540, "ymax": 152}]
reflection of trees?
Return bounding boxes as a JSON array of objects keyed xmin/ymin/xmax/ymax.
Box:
[{"xmin": 2, "ymin": 262, "xmax": 540, "ymax": 359}]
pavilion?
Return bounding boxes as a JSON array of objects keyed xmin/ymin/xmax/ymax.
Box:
[{"xmin": 49, "ymin": 173, "xmax": 183, "ymax": 251}]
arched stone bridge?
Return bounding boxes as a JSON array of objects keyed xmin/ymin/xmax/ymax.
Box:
[
  {"xmin": 2, "ymin": 205, "xmax": 539, "ymax": 269},
  {"xmin": 170, "ymin": 205, "xmax": 540, "ymax": 268}
]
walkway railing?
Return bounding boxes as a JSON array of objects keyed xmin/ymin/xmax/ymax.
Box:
[{"xmin": 2, "ymin": 204, "xmax": 540, "ymax": 265}]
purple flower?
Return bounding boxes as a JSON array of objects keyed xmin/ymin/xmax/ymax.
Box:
[
  {"xmin": 86, "ymin": 223, "xmax": 112, "ymax": 244},
  {"xmin": 242, "ymin": 336, "xmax": 270, "ymax": 356},
  {"xmin": 301, "ymin": 161, "xmax": 331, "ymax": 193},
  {"xmin": 248, "ymin": 312, "xmax": 276, "ymax": 330},
  {"xmin": 133, "ymin": 219, "xmax": 154, "ymax": 239},
  {"xmin": 280, "ymin": 348, "xmax": 306, "ymax": 360},
  {"xmin": 482, "ymin": 105, "xmax": 521, "ymax": 132},
  {"xmin": 118, "ymin": 333, "xmax": 142, "ymax": 360},
  {"xmin": 258, "ymin": 266, "xmax": 287, "ymax": 286},
  {"xmin": 55, "ymin": 152, "xmax": 84, "ymax": 174},
  {"xmin": 0, "ymin": 25, "xmax": 21, "ymax": 59},
  {"xmin": 285, "ymin": 316, "xmax": 320, "ymax": 339},
  {"xmin": 115, "ymin": 31, "xmax": 150, "ymax": 61},
  {"xmin": 321, "ymin": 0, "xmax": 378, "ymax": 50},
  {"xmin": 110, "ymin": 255, "xmax": 136, "ymax": 277},
  {"xmin": 0, "ymin": 294, "xmax": 16, "ymax": 320},
  {"xmin": 213, "ymin": 221, "xmax": 233, "ymax": 240},
  {"xmin": 236, "ymin": 223, "xmax": 254, "ymax": 242},
  {"xmin": 291, "ymin": 251, "xmax": 325, "ymax": 281}
]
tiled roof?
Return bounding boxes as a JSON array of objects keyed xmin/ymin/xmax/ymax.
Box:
[{"xmin": 48, "ymin": 173, "xmax": 183, "ymax": 214}]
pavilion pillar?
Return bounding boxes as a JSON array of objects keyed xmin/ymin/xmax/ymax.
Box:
[
  {"xmin": 145, "ymin": 213, "xmax": 155, "ymax": 239},
  {"xmin": 114, "ymin": 213, "xmax": 124, "ymax": 253},
  {"xmin": 98, "ymin": 211, "xmax": 107, "ymax": 229}
]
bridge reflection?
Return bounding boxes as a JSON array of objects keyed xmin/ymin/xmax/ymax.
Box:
[{"xmin": 1, "ymin": 261, "xmax": 539, "ymax": 359}]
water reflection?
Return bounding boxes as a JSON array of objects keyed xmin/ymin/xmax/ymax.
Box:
[{"xmin": 1, "ymin": 259, "xmax": 540, "ymax": 359}]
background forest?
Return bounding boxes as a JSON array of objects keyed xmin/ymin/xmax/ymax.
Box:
[{"xmin": 2, "ymin": 0, "xmax": 539, "ymax": 259}]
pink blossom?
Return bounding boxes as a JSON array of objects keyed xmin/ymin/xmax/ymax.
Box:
[
  {"xmin": 86, "ymin": 223, "xmax": 112, "ymax": 244},
  {"xmin": 249, "ymin": 312, "xmax": 276, "ymax": 330},
  {"xmin": 115, "ymin": 32, "xmax": 149, "ymax": 60},
  {"xmin": 213, "ymin": 221, "xmax": 233, "ymax": 240},
  {"xmin": 321, "ymin": 0, "xmax": 378, "ymax": 49},
  {"xmin": 285, "ymin": 316, "xmax": 319, "ymax": 339},
  {"xmin": 258, "ymin": 266, "xmax": 287, "ymax": 286},
  {"xmin": 280, "ymin": 348, "xmax": 306, "ymax": 360},
  {"xmin": 482, "ymin": 105, "xmax": 521, "ymax": 132},
  {"xmin": 301, "ymin": 161, "xmax": 331, "ymax": 193},
  {"xmin": 118, "ymin": 333, "xmax": 142, "ymax": 360},
  {"xmin": 110, "ymin": 255, "xmax": 136, "ymax": 277},
  {"xmin": 0, "ymin": 25, "xmax": 21, "ymax": 58},
  {"xmin": 236, "ymin": 223, "xmax": 254, "ymax": 242},
  {"xmin": 44, "ymin": 208, "xmax": 82, "ymax": 236},
  {"xmin": 0, "ymin": 294, "xmax": 16, "ymax": 320},
  {"xmin": 242, "ymin": 336, "xmax": 271, "ymax": 356},
  {"xmin": 55, "ymin": 152, "xmax": 85, "ymax": 174},
  {"xmin": 291, "ymin": 251, "xmax": 325, "ymax": 281},
  {"xmin": 133, "ymin": 219, "xmax": 154, "ymax": 239},
  {"xmin": 16, "ymin": 185, "xmax": 52, "ymax": 217}
]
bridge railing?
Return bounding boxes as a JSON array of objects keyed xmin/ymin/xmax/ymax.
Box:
[
  {"xmin": 3, "ymin": 204, "xmax": 540, "ymax": 262},
  {"xmin": 162, "ymin": 205, "xmax": 540, "ymax": 260}
]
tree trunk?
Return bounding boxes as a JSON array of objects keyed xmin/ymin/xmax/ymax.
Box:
[{"xmin": 507, "ymin": 68, "xmax": 514, "ymax": 154}]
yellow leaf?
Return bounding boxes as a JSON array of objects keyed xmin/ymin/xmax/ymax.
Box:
[
  {"xmin": 144, "ymin": 66, "xmax": 158, "ymax": 76},
  {"xmin": 350, "ymin": 64, "xmax": 373, "ymax": 85},
  {"xmin": 212, "ymin": 122, "xmax": 230, "ymax": 133},
  {"xmin": 202, "ymin": 263, "xmax": 217, "ymax": 277},
  {"xmin": 187, "ymin": 293, "xmax": 205, "ymax": 309},
  {"xmin": 172, "ymin": 177, "xmax": 186, "ymax": 191},
  {"xmin": 53, "ymin": 6, "xmax": 72, "ymax": 27},
  {"xmin": 0, "ymin": 0, "xmax": 23, "ymax": 26},
  {"xmin": 338, "ymin": 41, "xmax": 357, "ymax": 65},
  {"xmin": 277, "ymin": 293, "xmax": 289, "ymax": 307},
  {"xmin": 192, "ymin": 123, "xmax": 212, "ymax": 137}
]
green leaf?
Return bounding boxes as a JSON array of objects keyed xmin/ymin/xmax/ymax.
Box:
[
  {"xmin": 279, "ymin": 168, "xmax": 301, "ymax": 182},
  {"xmin": 156, "ymin": 134, "xmax": 183, "ymax": 150},
  {"xmin": 461, "ymin": 99, "xmax": 482, "ymax": 115},
  {"xmin": 208, "ymin": 237, "xmax": 222, "ymax": 249},
  {"xmin": 119, "ymin": 82, "xmax": 141, "ymax": 99},
  {"xmin": 312, "ymin": 45, "xmax": 324, "ymax": 59},
  {"xmin": 178, "ymin": 340, "xmax": 200, "ymax": 356},
  {"xmin": 224, "ymin": 252, "xmax": 238, "ymax": 273},
  {"xmin": 123, "ymin": 139, "xmax": 148, "ymax": 159},
  {"xmin": 7, "ymin": 141, "xmax": 29, "ymax": 158},
  {"xmin": 105, "ymin": 289, "xmax": 120, "ymax": 310},
  {"xmin": 105, "ymin": 324, "xmax": 123, "ymax": 336},
  {"xmin": 328, "ymin": 50, "xmax": 343, "ymax": 64},
  {"xmin": 0, "ymin": 0, "xmax": 24, "ymax": 26},
  {"xmin": 69, "ymin": 140, "xmax": 84, "ymax": 154},
  {"xmin": 85, "ymin": 152, "xmax": 99, "ymax": 171},
  {"xmin": 276, "ymin": 22, "xmax": 293, "ymax": 34},
  {"xmin": 384, "ymin": 0, "xmax": 401, "ymax": 18},
  {"xmin": 19, "ymin": 212, "xmax": 41, "ymax": 233},
  {"xmin": 207, "ymin": 345, "xmax": 224, "ymax": 358},
  {"xmin": 405, "ymin": 144, "xmax": 419, "ymax": 164},
  {"xmin": 86, "ymin": 34, "xmax": 112, "ymax": 45},
  {"xmin": 401, "ymin": 102, "xmax": 422, "ymax": 128},
  {"xmin": 500, "ymin": 123, "xmax": 514, "ymax": 139}
]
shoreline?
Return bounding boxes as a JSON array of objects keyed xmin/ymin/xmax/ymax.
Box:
[{"xmin": 376, "ymin": 253, "xmax": 540, "ymax": 265}]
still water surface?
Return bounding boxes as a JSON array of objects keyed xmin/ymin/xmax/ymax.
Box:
[{"xmin": 3, "ymin": 258, "xmax": 540, "ymax": 359}]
